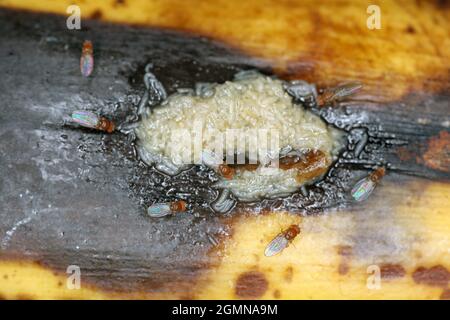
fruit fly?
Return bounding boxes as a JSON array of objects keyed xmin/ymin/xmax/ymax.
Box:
[
  {"xmin": 317, "ymin": 82, "xmax": 362, "ymax": 107},
  {"xmin": 351, "ymin": 167, "xmax": 386, "ymax": 202},
  {"xmin": 264, "ymin": 224, "xmax": 301, "ymax": 257},
  {"xmin": 71, "ymin": 110, "xmax": 115, "ymax": 133},
  {"xmin": 147, "ymin": 200, "xmax": 187, "ymax": 218},
  {"xmin": 80, "ymin": 40, "xmax": 94, "ymax": 77}
]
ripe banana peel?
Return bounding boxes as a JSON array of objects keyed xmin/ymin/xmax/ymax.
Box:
[{"xmin": 0, "ymin": 0, "xmax": 448, "ymax": 300}]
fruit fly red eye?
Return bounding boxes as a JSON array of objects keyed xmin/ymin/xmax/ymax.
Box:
[
  {"xmin": 264, "ymin": 224, "xmax": 301, "ymax": 257},
  {"xmin": 317, "ymin": 82, "xmax": 362, "ymax": 107},
  {"xmin": 80, "ymin": 40, "xmax": 94, "ymax": 77}
]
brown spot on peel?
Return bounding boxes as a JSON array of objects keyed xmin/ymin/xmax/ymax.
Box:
[
  {"xmin": 412, "ymin": 265, "xmax": 450, "ymax": 287},
  {"xmin": 440, "ymin": 289, "xmax": 450, "ymax": 300},
  {"xmin": 338, "ymin": 263, "xmax": 349, "ymax": 275},
  {"xmin": 273, "ymin": 289, "xmax": 281, "ymax": 299},
  {"xmin": 337, "ymin": 245, "xmax": 353, "ymax": 257},
  {"xmin": 421, "ymin": 131, "xmax": 450, "ymax": 172},
  {"xmin": 90, "ymin": 9, "xmax": 103, "ymax": 20},
  {"xmin": 235, "ymin": 271, "xmax": 268, "ymax": 299},
  {"xmin": 405, "ymin": 25, "xmax": 416, "ymax": 34},
  {"xmin": 336, "ymin": 245, "xmax": 352, "ymax": 275},
  {"xmin": 380, "ymin": 264, "xmax": 406, "ymax": 280},
  {"xmin": 114, "ymin": 0, "xmax": 126, "ymax": 6},
  {"xmin": 284, "ymin": 266, "xmax": 294, "ymax": 283}
]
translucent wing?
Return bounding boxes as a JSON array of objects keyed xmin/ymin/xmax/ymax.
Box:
[
  {"xmin": 326, "ymin": 82, "xmax": 362, "ymax": 101},
  {"xmin": 80, "ymin": 53, "xmax": 94, "ymax": 77},
  {"xmin": 351, "ymin": 177, "xmax": 376, "ymax": 202},
  {"xmin": 264, "ymin": 233, "xmax": 289, "ymax": 257},
  {"xmin": 71, "ymin": 110, "xmax": 99, "ymax": 129},
  {"xmin": 147, "ymin": 203, "xmax": 172, "ymax": 218}
]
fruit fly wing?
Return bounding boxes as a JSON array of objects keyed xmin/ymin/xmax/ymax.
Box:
[
  {"xmin": 71, "ymin": 110, "xmax": 99, "ymax": 129},
  {"xmin": 80, "ymin": 52, "xmax": 94, "ymax": 77},
  {"xmin": 264, "ymin": 233, "xmax": 289, "ymax": 257},
  {"xmin": 147, "ymin": 203, "xmax": 172, "ymax": 218},
  {"xmin": 329, "ymin": 82, "xmax": 362, "ymax": 100},
  {"xmin": 351, "ymin": 177, "xmax": 376, "ymax": 202}
]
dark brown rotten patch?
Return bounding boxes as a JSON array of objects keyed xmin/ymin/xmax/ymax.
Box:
[{"xmin": 235, "ymin": 271, "xmax": 268, "ymax": 299}]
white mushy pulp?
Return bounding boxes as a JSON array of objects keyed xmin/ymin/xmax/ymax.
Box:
[{"xmin": 136, "ymin": 73, "xmax": 341, "ymax": 202}]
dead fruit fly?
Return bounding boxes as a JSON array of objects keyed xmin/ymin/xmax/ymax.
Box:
[
  {"xmin": 351, "ymin": 167, "xmax": 386, "ymax": 202},
  {"xmin": 147, "ymin": 200, "xmax": 187, "ymax": 218},
  {"xmin": 80, "ymin": 40, "xmax": 94, "ymax": 77},
  {"xmin": 317, "ymin": 82, "xmax": 362, "ymax": 107},
  {"xmin": 71, "ymin": 110, "xmax": 115, "ymax": 133},
  {"xmin": 264, "ymin": 224, "xmax": 301, "ymax": 257}
]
